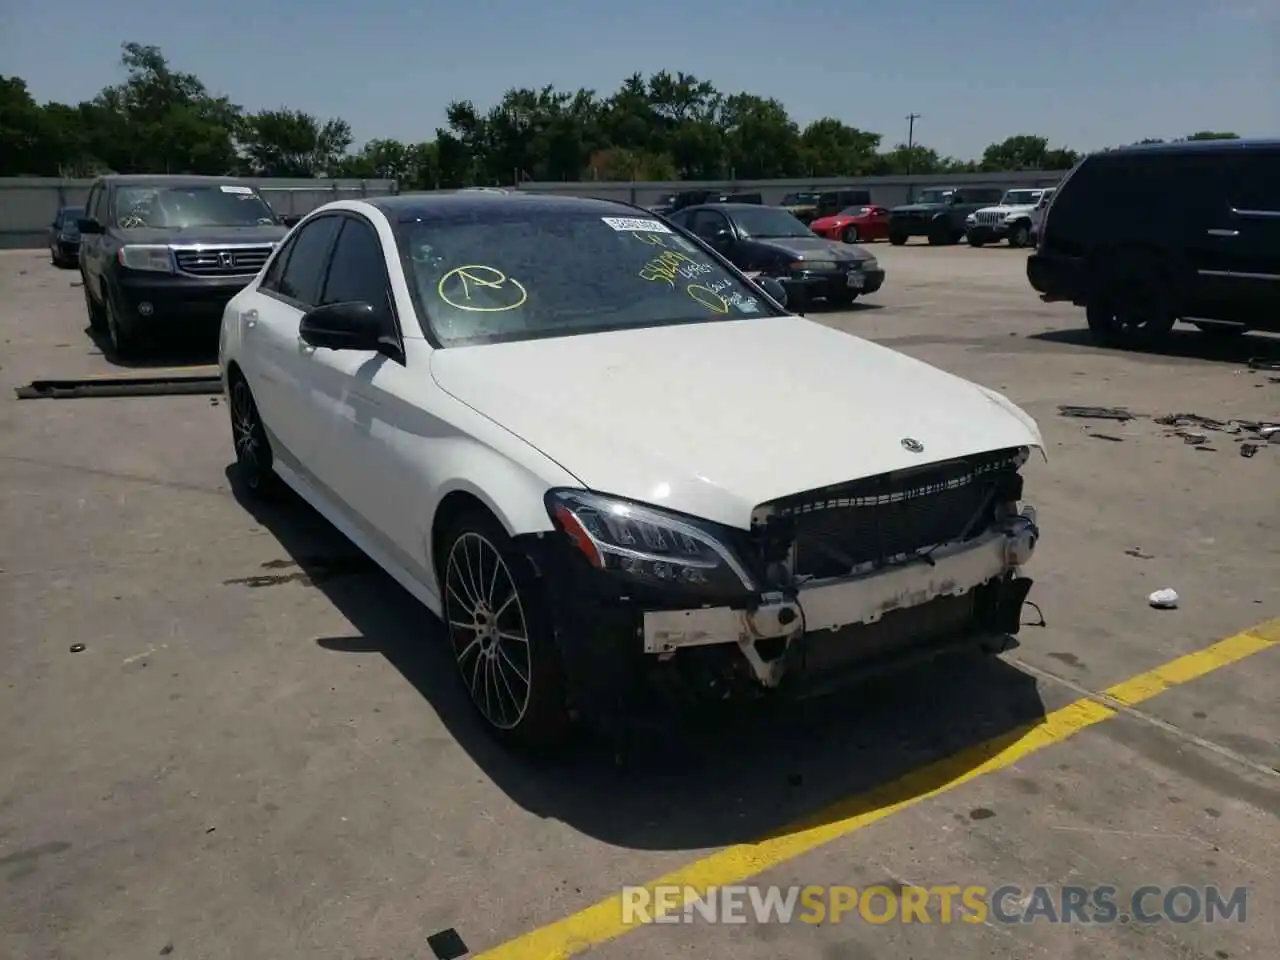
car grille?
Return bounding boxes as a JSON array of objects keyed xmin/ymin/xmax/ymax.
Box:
[
  {"xmin": 975, "ymin": 211, "xmax": 1007, "ymax": 226},
  {"xmin": 174, "ymin": 246, "xmax": 274, "ymax": 277},
  {"xmin": 754, "ymin": 448, "xmax": 1023, "ymax": 580}
]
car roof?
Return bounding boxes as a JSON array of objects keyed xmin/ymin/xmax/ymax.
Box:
[
  {"xmin": 366, "ymin": 191, "xmax": 649, "ymax": 222},
  {"xmin": 1104, "ymin": 137, "xmax": 1280, "ymax": 157}
]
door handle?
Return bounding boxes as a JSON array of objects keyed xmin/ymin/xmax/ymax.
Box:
[
  {"xmin": 242, "ymin": 308, "xmax": 258, "ymax": 328},
  {"xmin": 1207, "ymin": 229, "xmax": 1239, "ymax": 237}
]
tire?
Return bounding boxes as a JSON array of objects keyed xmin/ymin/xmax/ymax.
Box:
[
  {"xmin": 842, "ymin": 225, "xmax": 860, "ymax": 244},
  {"xmin": 228, "ymin": 372, "xmax": 281, "ymax": 498},
  {"xmin": 1085, "ymin": 261, "xmax": 1177, "ymax": 349},
  {"xmin": 827, "ymin": 291, "xmax": 859, "ymax": 308},
  {"xmin": 888, "ymin": 231, "xmax": 907, "ymax": 246},
  {"xmin": 927, "ymin": 219, "xmax": 954, "ymax": 246},
  {"xmin": 439, "ymin": 509, "xmax": 571, "ymax": 747},
  {"xmin": 1192, "ymin": 322, "xmax": 1248, "ymax": 338},
  {"xmin": 83, "ymin": 279, "xmax": 108, "ymax": 334},
  {"xmin": 1007, "ymin": 221, "xmax": 1031, "ymax": 248},
  {"xmin": 967, "ymin": 232, "xmax": 986, "ymax": 247},
  {"xmin": 103, "ymin": 283, "xmax": 143, "ymax": 360}
]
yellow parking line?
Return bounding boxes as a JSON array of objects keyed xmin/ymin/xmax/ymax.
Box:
[{"xmin": 474, "ymin": 619, "xmax": 1279, "ymax": 959}]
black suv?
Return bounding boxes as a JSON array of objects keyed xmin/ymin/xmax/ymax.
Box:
[
  {"xmin": 77, "ymin": 175, "xmax": 290, "ymax": 357},
  {"xmin": 888, "ymin": 187, "xmax": 1005, "ymax": 245},
  {"xmin": 1028, "ymin": 139, "xmax": 1280, "ymax": 346}
]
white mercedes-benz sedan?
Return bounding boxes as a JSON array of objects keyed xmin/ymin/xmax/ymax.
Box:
[{"xmin": 218, "ymin": 191, "xmax": 1043, "ymax": 745}]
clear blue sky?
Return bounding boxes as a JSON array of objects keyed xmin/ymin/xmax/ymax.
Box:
[{"xmin": 2, "ymin": 0, "xmax": 1275, "ymax": 160}]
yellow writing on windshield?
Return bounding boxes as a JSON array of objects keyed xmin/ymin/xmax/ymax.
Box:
[
  {"xmin": 686, "ymin": 283, "xmax": 731, "ymax": 314},
  {"xmin": 634, "ymin": 232, "xmax": 669, "ymax": 247},
  {"xmin": 437, "ymin": 265, "xmax": 528, "ymax": 313},
  {"xmin": 638, "ymin": 249, "xmax": 700, "ymax": 287}
]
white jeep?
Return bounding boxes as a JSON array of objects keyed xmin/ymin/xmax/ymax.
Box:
[{"xmin": 965, "ymin": 187, "xmax": 1056, "ymax": 248}]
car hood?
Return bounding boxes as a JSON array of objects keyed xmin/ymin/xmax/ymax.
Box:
[
  {"xmin": 429, "ymin": 317, "xmax": 1043, "ymax": 530},
  {"xmin": 751, "ymin": 235, "xmax": 873, "ymax": 262},
  {"xmin": 111, "ymin": 225, "xmax": 289, "ymax": 246},
  {"xmin": 808, "ymin": 215, "xmax": 849, "ymax": 230},
  {"xmin": 975, "ymin": 204, "xmax": 1036, "ymax": 216},
  {"xmin": 891, "ymin": 203, "xmax": 945, "ymax": 214}
]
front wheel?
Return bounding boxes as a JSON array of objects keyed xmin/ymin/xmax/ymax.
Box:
[
  {"xmin": 440, "ymin": 511, "xmax": 571, "ymax": 747},
  {"xmin": 228, "ymin": 373, "xmax": 280, "ymax": 497},
  {"xmin": 827, "ymin": 291, "xmax": 859, "ymax": 308},
  {"xmin": 842, "ymin": 225, "xmax": 861, "ymax": 243},
  {"xmin": 103, "ymin": 285, "xmax": 143, "ymax": 360},
  {"xmin": 83, "ymin": 281, "xmax": 107, "ymax": 334}
]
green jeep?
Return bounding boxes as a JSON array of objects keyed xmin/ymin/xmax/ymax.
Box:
[{"xmin": 887, "ymin": 186, "xmax": 1006, "ymax": 245}]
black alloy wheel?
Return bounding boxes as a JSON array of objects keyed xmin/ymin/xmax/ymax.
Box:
[{"xmin": 229, "ymin": 374, "xmax": 278, "ymax": 496}]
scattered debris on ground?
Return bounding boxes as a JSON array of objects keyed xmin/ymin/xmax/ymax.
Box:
[
  {"xmin": 1057, "ymin": 405, "xmax": 1135, "ymax": 421},
  {"xmin": 1149, "ymin": 588, "xmax": 1179, "ymax": 610},
  {"xmin": 1125, "ymin": 548, "xmax": 1154, "ymax": 559},
  {"xmin": 1056, "ymin": 405, "xmax": 1278, "ymax": 457}
]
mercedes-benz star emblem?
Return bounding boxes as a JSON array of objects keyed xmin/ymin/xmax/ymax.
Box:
[{"xmin": 901, "ymin": 437, "xmax": 925, "ymax": 453}]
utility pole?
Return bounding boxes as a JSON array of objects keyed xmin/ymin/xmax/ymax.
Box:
[{"xmin": 905, "ymin": 113, "xmax": 921, "ymax": 177}]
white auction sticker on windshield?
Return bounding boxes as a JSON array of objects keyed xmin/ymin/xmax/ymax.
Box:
[
  {"xmin": 220, "ymin": 185, "xmax": 254, "ymax": 194},
  {"xmin": 601, "ymin": 216, "xmax": 671, "ymax": 233}
]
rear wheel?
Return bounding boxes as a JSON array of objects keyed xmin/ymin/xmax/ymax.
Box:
[
  {"xmin": 888, "ymin": 229, "xmax": 908, "ymax": 246},
  {"xmin": 841, "ymin": 224, "xmax": 861, "ymax": 243},
  {"xmin": 1085, "ymin": 261, "xmax": 1177, "ymax": 349},
  {"xmin": 967, "ymin": 232, "xmax": 986, "ymax": 247},
  {"xmin": 440, "ymin": 510, "xmax": 571, "ymax": 747},
  {"xmin": 1008, "ymin": 221, "xmax": 1031, "ymax": 248},
  {"xmin": 827, "ymin": 291, "xmax": 859, "ymax": 308},
  {"xmin": 927, "ymin": 219, "xmax": 954, "ymax": 246}
]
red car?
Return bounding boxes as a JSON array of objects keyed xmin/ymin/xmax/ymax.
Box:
[{"xmin": 809, "ymin": 205, "xmax": 891, "ymax": 244}]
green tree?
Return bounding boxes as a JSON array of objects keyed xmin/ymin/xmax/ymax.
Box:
[{"xmin": 240, "ymin": 108, "xmax": 352, "ymax": 176}]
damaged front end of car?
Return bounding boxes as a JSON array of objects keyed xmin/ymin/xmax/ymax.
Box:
[{"xmin": 518, "ymin": 445, "xmax": 1040, "ymax": 730}]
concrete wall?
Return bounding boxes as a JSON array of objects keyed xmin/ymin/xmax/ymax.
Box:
[
  {"xmin": 514, "ymin": 170, "xmax": 1070, "ymax": 209},
  {"xmin": 0, "ymin": 178, "xmax": 399, "ymax": 249}
]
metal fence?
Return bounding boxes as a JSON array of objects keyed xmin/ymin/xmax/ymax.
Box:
[
  {"xmin": 0, "ymin": 177, "xmax": 399, "ymax": 250},
  {"xmin": 4, "ymin": 170, "xmax": 1070, "ymax": 249},
  {"xmin": 513, "ymin": 170, "xmax": 1070, "ymax": 209}
]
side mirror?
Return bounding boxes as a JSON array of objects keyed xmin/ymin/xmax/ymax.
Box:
[
  {"xmin": 756, "ymin": 276, "xmax": 788, "ymax": 308},
  {"xmin": 77, "ymin": 218, "xmax": 103, "ymax": 234},
  {"xmin": 710, "ymin": 228, "xmax": 733, "ymax": 247},
  {"xmin": 299, "ymin": 301, "xmax": 394, "ymax": 355}
]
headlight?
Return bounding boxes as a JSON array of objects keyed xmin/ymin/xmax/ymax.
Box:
[
  {"xmin": 117, "ymin": 245, "xmax": 173, "ymax": 273},
  {"xmin": 546, "ymin": 490, "xmax": 756, "ymax": 595},
  {"xmin": 860, "ymin": 257, "xmax": 879, "ymax": 271},
  {"xmin": 965, "ymin": 214, "xmax": 977, "ymax": 224},
  {"xmin": 793, "ymin": 260, "xmax": 838, "ymax": 272}
]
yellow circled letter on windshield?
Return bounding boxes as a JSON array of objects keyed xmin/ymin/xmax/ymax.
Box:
[
  {"xmin": 686, "ymin": 283, "xmax": 730, "ymax": 314},
  {"xmin": 437, "ymin": 264, "xmax": 528, "ymax": 312}
]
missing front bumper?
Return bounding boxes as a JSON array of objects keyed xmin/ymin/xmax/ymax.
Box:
[{"xmin": 642, "ymin": 511, "xmax": 1039, "ymax": 688}]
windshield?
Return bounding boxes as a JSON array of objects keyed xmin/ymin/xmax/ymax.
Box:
[
  {"xmin": 914, "ymin": 189, "xmax": 954, "ymax": 204},
  {"xmin": 729, "ymin": 207, "xmax": 814, "ymax": 239},
  {"xmin": 839, "ymin": 206, "xmax": 872, "ymax": 217},
  {"xmin": 1001, "ymin": 190, "xmax": 1042, "ymax": 206},
  {"xmin": 112, "ymin": 185, "xmax": 277, "ymax": 229},
  {"xmin": 781, "ymin": 192, "xmax": 818, "ymax": 206},
  {"xmin": 398, "ymin": 210, "xmax": 779, "ymax": 347}
]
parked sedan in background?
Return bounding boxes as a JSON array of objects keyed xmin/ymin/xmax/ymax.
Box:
[
  {"xmin": 809, "ymin": 205, "xmax": 892, "ymax": 244},
  {"xmin": 669, "ymin": 202, "xmax": 884, "ymax": 307},
  {"xmin": 48, "ymin": 205, "xmax": 84, "ymax": 267},
  {"xmin": 219, "ymin": 191, "xmax": 1043, "ymax": 746}
]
